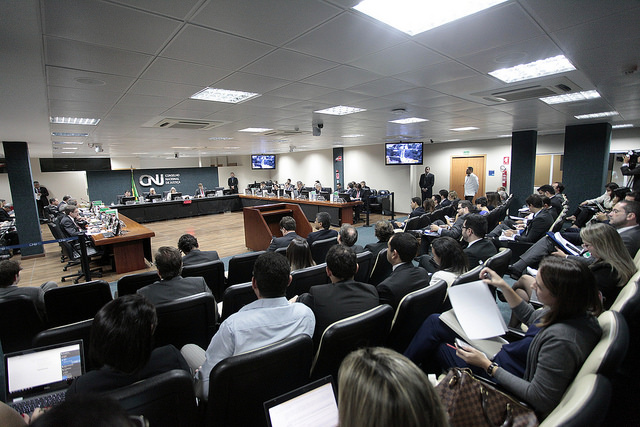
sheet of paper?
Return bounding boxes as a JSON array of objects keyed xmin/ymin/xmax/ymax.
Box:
[{"xmin": 447, "ymin": 280, "xmax": 507, "ymax": 340}]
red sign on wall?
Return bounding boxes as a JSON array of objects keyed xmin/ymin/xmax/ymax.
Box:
[{"xmin": 503, "ymin": 156, "xmax": 510, "ymax": 165}]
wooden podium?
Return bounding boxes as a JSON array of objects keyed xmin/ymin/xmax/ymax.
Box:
[{"xmin": 243, "ymin": 203, "xmax": 313, "ymax": 251}]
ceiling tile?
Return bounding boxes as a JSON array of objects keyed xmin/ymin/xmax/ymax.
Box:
[
  {"xmin": 302, "ymin": 65, "xmax": 380, "ymax": 90},
  {"xmin": 241, "ymin": 49, "xmax": 338, "ymax": 81},
  {"xmin": 141, "ymin": 58, "xmax": 231, "ymax": 86}
]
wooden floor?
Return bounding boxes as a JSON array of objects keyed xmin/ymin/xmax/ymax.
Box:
[{"xmin": 17, "ymin": 211, "xmax": 389, "ymax": 288}]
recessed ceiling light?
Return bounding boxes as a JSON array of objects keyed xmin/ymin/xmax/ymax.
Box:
[
  {"xmin": 497, "ymin": 134, "xmax": 511, "ymax": 138},
  {"xmin": 341, "ymin": 134, "xmax": 364, "ymax": 138},
  {"xmin": 51, "ymin": 132, "xmax": 88, "ymax": 137},
  {"xmin": 314, "ymin": 106, "xmax": 366, "ymax": 116},
  {"xmin": 53, "ymin": 141, "xmax": 83, "ymax": 145},
  {"xmin": 208, "ymin": 137, "xmax": 234, "ymax": 140},
  {"xmin": 131, "ymin": 152, "xmax": 149, "ymax": 155},
  {"xmin": 50, "ymin": 117, "xmax": 100, "ymax": 125},
  {"xmin": 353, "ymin": 0, "xmax": 507, "ymax": 36},
  {"xmin": 60, "ymin": 151, "xmax": 76, "ymax": 154},
  {"xmin": 445, "ymin": 139, "xmax": 462, "ymax": 142},
  {"xmin": 238, "ymin": 127, "xmax": 273, "ymax": 133},
  {"xmin": 223, "ymin": 146, "xmax": 240, "ymax": 149},
  {"xmin": 612, "ymin": 124, "xmax": 633, "ymax": 129},
  {"xmin": 539, "ymin": 90, "xmax": 601, "ymax": 104},
  {"xmin": 575, "ymin": 111, "xmax": 618, "ymax": 119},
  {"xmin": 389, "ymin": 117, "xmax": 428, "ymax": 124},
  {"xmin": 58, "ymin": 147, "xmax": 78, "ymax": 150},
  {"xmin": 190, "ymin": 87, "xmax": 260, "ymax": 103},
  {"xmin": 489, "ymin": 55, "xmax": 576, "ymax": 83},
  {"xmin": 450, "ymin": 127, "xmax": 479, "ymax": 131}
]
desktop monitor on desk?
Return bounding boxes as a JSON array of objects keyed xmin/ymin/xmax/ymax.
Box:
[
  {"xmin": 121, "ymin": 196, "xmax": 136, "ymax": 205},
  {"xmin": 148, "ymin": 194, "xmax": 163, "ymax": 203},
  {"xmin": 170, "ymin": 192, "xmax": 183, "ymax": 201}
]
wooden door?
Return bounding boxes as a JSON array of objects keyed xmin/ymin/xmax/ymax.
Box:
[{"xmin": 450, "ymin": 156, "xmax": 486, "ymax": 200}]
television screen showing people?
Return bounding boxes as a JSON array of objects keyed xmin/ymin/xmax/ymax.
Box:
[
  {"xmin": 385, "ymin": 142, "xmax": 423, "ymax": 165},
  {"xmin": 251, "ymin": 154, "xmax": 276, "ymax": 170}
]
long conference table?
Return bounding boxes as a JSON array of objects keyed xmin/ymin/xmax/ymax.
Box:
[
  {"xmin": 112, "ymin": 194, "xmax": 362, "ymax": 226},
  {"xmin": 91, "ymin": 215, "xmax": 155, "ymax": 274}
]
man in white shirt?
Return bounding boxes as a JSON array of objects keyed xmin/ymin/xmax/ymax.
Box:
[
  {"xmin": 181, "ymin": 252, "xmax": 315, "ymax": 400},
  {"xmin": 464, "ymin": 166, "xmax": 479, "ymax": 202}
]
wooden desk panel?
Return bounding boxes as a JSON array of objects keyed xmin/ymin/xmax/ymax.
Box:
[
  {"xmin": 243, "ymin": 204, "xmax": 313, "ymax": 251},
  {"xmin": 239, "ymin": 195, "xmax": 361, "ymax": 226},
  {"xmin": 92, "ymin": 215, "xmax": 155, "ymax": 273}
]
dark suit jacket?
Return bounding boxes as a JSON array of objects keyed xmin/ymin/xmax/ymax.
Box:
[
  {"xmin": 137, "ymin": 275, "xmax": 211, "ymax": 306},
  {"xmin": 419, "ymin": 173, "xmax": 435, "ymax": 197},
  {"xmin": 267, "ymin": 232, "xmax": 300, "ymax": 252},
  {"xmin": 66, "ymin": 345, "xmax": 189, "ymax": 397},
  {"xmin": 408, "ymin": 206, "xmax": 426, "ymax": 219},
  {"xmin": 306, "ymin": 228, "xmax": 338, "ymax": 247},
  {"xmin": 439, "ymin": 214, "xmax": 467, "ymax": 240},
  {"xmin": 298, "ymin": 279, "xmax": 379, "ymax": 345},
  {"xmin": 0, "ymin": 209, "xmax": 12, "ymax": 221},
  {"xmin": 182, "ymin": 249, "xmax": 220, "ymax": 266},
  {"xmin": 60, "ymin": 214, "xmax": 83, "ymax": 237},
  {"xmin": 376, "ymin": 263, "xmax": 428, "ymax": 309},
  {"xmin": 464, "ymin": 238, "xmax": 498, "ymax": 268},
  {"xmin": 515, "ymin": 209, "xmax": 553, "ymax": 243},
  {"xmin": 440, "ymin": 199, "xmax": 452, "ymax": 208},
  {"xmin": 621, "ymin": 164, "xmax": 640, "ymax": 191},
  {"xmin": 549, "ymin": 195, "xmax": 563, "ymax": 220},
  {"xmin": 228, "ymin": 176, "xmax": 239, "ymax": 193},
  {"xmin": 620, "ymin": 225, "xmax": 640, "ymax": 258}
]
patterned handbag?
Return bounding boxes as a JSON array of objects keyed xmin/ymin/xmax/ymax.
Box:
[{"xmin": 436, "ymin": 368, "xmax": 538, "ymax": 427}]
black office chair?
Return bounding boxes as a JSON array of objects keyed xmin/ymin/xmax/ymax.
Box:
[
  {"xmin": 44, "ymin": 280, "xmax": 113, "ymax": 327},
  {"xmin": 484, "ymin": 248, "xmax": 512, "ymax": 278},
  {"xmin": 48, "ymin": 222, "xmax": 102, "ymax": 283},
  {"xmin": 310, "ymin": 237, "xmax": 337, "ymax": 265},
  {"xmin": 286, "ymin": 263, "xmax": 330, "ymax": 299},
  {"xmin": 403, "ymin": 216, "xmax": 421, "ymax": 232},
  {"xmin": 368, "ymin": 248, "xmax": 392, "ymax": 286},
  {"xmin": 182, "ymin": 259, "xmax": 226, "ymax": 302},
  {"xmin": 450, "ymin": 265, "xmax": 484, "ymax": 287},
  {"xmin": 221, "ymin": 282, "xmax": 257, "ymax": 321},
  {"xmin": 418, "ymin": 213, "xmax": 432, "ymax": 229},
  {"xmin": 227, "ymin": 251, "xmax": 265, "ymax": 287},
  {"xmin": 32, "ymin": 319, "xmax": 95, "ymax": 369},
  {"xmin": 310, "ymin": 305, "xmax": 394, "ymax": 380},
  {"xmin": 386, "ymin": 280, "xmax": 448, "ymax": 353},
  {"xmin": 104, "ymin": 369, "xmax": 199, "ymax": 427},
  {"xmin": 206, "ymin": 335, "xmax": 314, "ymax": 427},
  {"xmin": 274, "ymin": 246, "xmax": 288, "ymax": 256},
  {"xmin": 116, "ymin": 270, "xmax": 159, "ymax": 296},
  {"xmin": 0, "ymin": 296, "xmax": 46, "ymax": 353},
  {"xmin": 354, "ymin": 250, "xmax": 374, "ymax": 283},
  {"xmin": 154, "ymin": 292, "xmax": 218, "ymax": 350},
  {"xmin": 540, "ymin": 374, "xmax": 611, "ymax": 427}
]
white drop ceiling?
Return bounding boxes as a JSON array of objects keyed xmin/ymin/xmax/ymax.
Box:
[{"xmin": 0, "ymin": 0, "xmax": 639, "ymax": 159}]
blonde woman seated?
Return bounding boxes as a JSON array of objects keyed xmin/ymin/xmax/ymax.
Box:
[
  {"xmin": 511, "ymin": 222, "xmax": 636, "ymax": 312},
  {"xmin": 338, "ymin": 347, "xmax": 447, "ymax": 427},
  {"xmin": 286, "ymin": 238, "xmax": 315, "ymax": 272}
]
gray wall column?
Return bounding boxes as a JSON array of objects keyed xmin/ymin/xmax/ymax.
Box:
[
  {"xmin": 509, "ymin": 130, "xmax": 537, "ymax": 215},
  {"xmin": 563, "ymin": 123, "xmax": 611, "ymax": 210},
  {"xmin": 2, "ymin": 141, "xmax": 44, "ymax": 257}
]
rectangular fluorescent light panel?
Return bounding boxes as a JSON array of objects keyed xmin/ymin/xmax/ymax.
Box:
[
  {"xmin": 53, "ymin": 141, "xmax": 83, "ymax": 145},
  {"xmin": 489, "ymin": 55, "xmax": 576, "ymax": 83},
  {"xmin": 612, "ymin": 124, "xmax": 633, "ymax": 129},
  {"xmin": 50, "ymin": 117, "xmax": 100, "ymax": 125},
  {"xmin": 540, "ymin": 90, "xmax": 600, "ymax": 104},
  {"xmin": 208, "ymin": 137, "xmax": 234, "ymax": 140},
  {"xmin": 191, "ymin": 87, "xmax": 260, "ymax": 103},
  {"xmin": 238, "ymin": 128, "xmax": 273, "ymax": 133},
  {"xmin": 389, "ymin": 117, "xmax": 428, "ymax": 124},
  {"xmin": 353, "ymin": 0, "xmax": 507, "ymax": 36},
  {"xmin": 450, "ymin": 126, "xmax": 479, "ymax": 131},
  {"xmin": 314, "ymin": 106, "xmax": 366, "ymax": 116},
  {"xmin": 341, "ymin": 134, "xmax": 364, "ymax": 138},
  {"xmin": 575, "ymin": 111, "xmax": 618, "ymax": 120},
  {"xmin": 52, "ymin": 132, "xmax": 89, "ymax": 137}
]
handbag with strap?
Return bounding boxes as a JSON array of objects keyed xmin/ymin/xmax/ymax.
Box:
[{"xmin": 436, "ymin": 367, "xmax": 538, "ymax": 427}]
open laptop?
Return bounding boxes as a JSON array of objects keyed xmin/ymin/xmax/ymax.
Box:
[
  {"xmin": 4, "ymin": 340, "xmax": 85, "ymax": 414},
  {"xmin": 264, "ymin": 376, "xmax": 338, "ymax": 427}
]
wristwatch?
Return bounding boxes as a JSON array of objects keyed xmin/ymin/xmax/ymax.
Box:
[{"xmin": 486, "ymin": 362, "xmax": 499, "ymax": 377}]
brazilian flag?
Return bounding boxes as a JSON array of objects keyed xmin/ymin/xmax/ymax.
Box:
[{"xmin": 130, "ymin": 167, "xmax": 140, "ymax": 201}]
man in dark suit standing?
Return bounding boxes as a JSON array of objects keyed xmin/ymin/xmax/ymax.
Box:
[
  {"xmin": 462, "ymin": 214, "xmax": 497, "ymax": 268},
  {"xmin": 621, "ymin": 154, "xmax": 640, "ymax": 191},
  {"xmin": 306, "ymin": 212, "xmax": 338, "ymax": 247},
  {"xmin": 297, "ymin": 244, "xmax": 378, "ymax": 345},
  {"xmin": 177, "ymin": 234, "xmax": 219, "ymax": 266},
  {"xmin": 267, "ymin": 216, "xmax": 300, "ymax": 251},
  {"xmin": 419, "ymin": 166, "xmax": 435, "ymax": 202},
  {"xmin": 376, "ymin": 233, "xmax": 428, "ymax": 309},
  {"xmin": 137, "ymin": 246, "xmax": 212, "ymax": 306},
  {"xmin": 228, "ymin": 172, "xmax": 239, "ymax": 194},
  {"xmin": 33, "ymin": 181, "xmax": 49, "ymax": 219}
]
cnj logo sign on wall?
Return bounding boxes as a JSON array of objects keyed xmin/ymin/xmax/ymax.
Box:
[{"xmin": 139, "ymin": 174, "xmax": 164, "ymax": 187}]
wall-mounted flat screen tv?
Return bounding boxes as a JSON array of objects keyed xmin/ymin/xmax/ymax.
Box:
[
  {"xmin": 251, "ymin": 154, "xmax": 276, "ymax": 170},
  {"xmin": 385, "ymin": 142, "xmax": 423, "ymax": 165}
]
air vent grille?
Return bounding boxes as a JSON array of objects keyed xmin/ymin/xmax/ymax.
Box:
[
  {"xmin": 472, "ymin": 77, "xmax": 584, "ymax": 104},
  {"xmin": 152, "ymin": 118, "xmax": 226, "ymax": 130}
]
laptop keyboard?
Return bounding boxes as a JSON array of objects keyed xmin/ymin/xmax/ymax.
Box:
[{"xmin": 9, "ymin": 391, "xmax": 66, "ymax": 414}]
